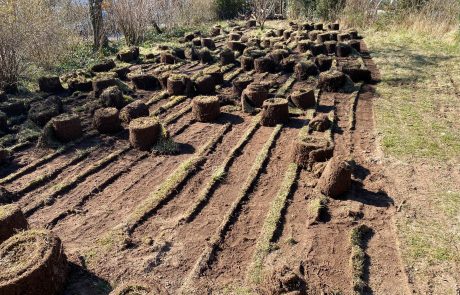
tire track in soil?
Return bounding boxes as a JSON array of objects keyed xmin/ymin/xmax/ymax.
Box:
[
  {"xmin": 350, "ymin": 86, "xmax": 411, "ymax": 295},
  {"xmin": 49, "ymin": 119, "xmax": 231, "ymax": 250},
  {"xmin": 127, "ymin": 125, "xmax": 276, "ymax": 293},
  {"xmin": 197, "ymin": 120, "xmax": 304, "ymax": 291},
  {"xmin": 131, "ymin": 113, "xmax": 253, "ymax": 242}
]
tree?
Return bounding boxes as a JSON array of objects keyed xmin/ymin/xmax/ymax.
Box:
[
  {"xmin": 89, "ymin": 0, "xmax": 106, "ymax": 50},
  {"xmin": 252, "ymin": 0, "xmax": 277, "ymax": 29}
]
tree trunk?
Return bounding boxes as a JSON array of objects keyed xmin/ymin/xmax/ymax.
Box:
[{"xmin": 89, "ymin": 0, "xmax": 106, "ymax": 51}]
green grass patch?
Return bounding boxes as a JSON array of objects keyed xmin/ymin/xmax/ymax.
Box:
[{"xmin": 365, "ymin": 29, "xmax": 460, "ymax": 160}]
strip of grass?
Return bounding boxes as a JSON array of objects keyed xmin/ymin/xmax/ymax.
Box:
[
  {"xmin": 247, "ymin": 162, "xmax": 299, "ymax": 285},
  {"xmin": 180, "ymin": 118, "xmax": 261, "ymax": 223},
  {"xmin": 16, "ymin": 147, "xmax": 94, "ymax": 196},
  {"xmin": 146, "ymin": 91, "xmax": 169, "ymax": 106},
  {"xmin": 122, "ymin": 123, "xmax": 232, "ymax": 234},
  {"xmin": 24, "ymin": 146, "xmax": 130, "ymax": 217},
  {"xmin": 0, "ymin": 132, "xmax": 97, "ymax": 185},
  {"xmin": 350, "ymin": 224, "xmax": 373, "ymax": 295},
  {"xmin": 152, "ymin": 95, "xmax": 189, "ymax": 116},
  {"xmin": 182, "ymin": 125, "xmax": 283, "ymax": 291},
  {"xmin": 163, "ymin": 105, "xmax": 192, "ymax": 126},
  {"xmin": 46, "ymin": 152, "xmax": 149, "ymax": 230}
]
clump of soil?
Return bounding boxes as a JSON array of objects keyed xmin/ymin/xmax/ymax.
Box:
[
  {"xmin": 295, "ymin": 61, "xmax": 319, "ymax": 81},
  {"xmin": 109, "ymin": 282, "xmax": 168, "ymax": 295},
  {"xmin": 119, "ymin": 101, "xmax": 149, "ymax": 124},
  {"xmin": 309, "ymin": 113, "xmax": 332, "ymax": 132},
  {"xmin": 93, "ymin": 107, "xmax": 122, "ymax": 134},
  {"xmin": 129, "ymin": 117, "xmax": 161, "ymax": 151},
  {"xmin": 194, "ymin": 75, "xmax": 216, "ymax": 95},
  {"xmin": 289, "ymin": 89, "xmax": 316, "ymax": 109},
  {"xmin": 167, "ymin": 74, "xmax": 192, "ymax": 96},
  {"xmin": 261, "ymin": 265, "xmax": 307, "ymax": 295},
  {"xmin": 100, "ymin": 86, "xmax": 126, "ymax": 109},
  {"xmin": 260, "ymin": 98, "xmax": 289, "ymax": 126},
  {"xmin": 117, "ymin": 46, "xmax": 140, "ymax": 63},
  {"xmin": 293, "ymin": 137, "xmax": 334, "ymax": 169},
  {"xmin": 52, "ymin": 114, "xmax": 83, "ymax": 142},
  {"xmin": 0, "ymin": 230, "xmax": 68, "ymax": 295},
  {"xmin": 241, "ymin": 83, "xmax": 269, "ymax": 111},
  {"xmin": 91, "ymin": 59, "xmax": 116, "ymax": 72},
  {"xmin": 318, "ymin": 70, "xmax": 346, "ymax": 92},
  {"xmin": 38, "ymin": 76, "xmax": 64, "ymax": 94},
  {"xmin": 130, "ymin": 74, "xmax": 159, "ymax": 91},
  {"xmin": 192, "ymin": 96, "xmax": 221, "ymax": 122},
  {"xmin": 0, "ymin": 204, "xmax": 28, "ymax": 244},
  {"xmin": 317, "ymin": 157, "xmax": 354, "ymax": 198}
]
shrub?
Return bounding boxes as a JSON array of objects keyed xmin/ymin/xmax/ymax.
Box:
[
  {"xmin": 215, "ymin": 0, "xmax": 247, "ymax": 19},
  {"xmin": 315, "ymin": 0, "xmax": 345, "ymax": 21}
]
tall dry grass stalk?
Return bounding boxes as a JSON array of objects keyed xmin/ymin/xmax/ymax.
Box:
[
  {"xmin": 0, "ymin": 0, "xmax": 81, "ymax": 91},
  {"xmin": 340, "ymin": 0, "xmax": 459, "ymax": 37},
  {"xmin": 106, "ymin": 0, "xmax": 152, "ymax": 45}
]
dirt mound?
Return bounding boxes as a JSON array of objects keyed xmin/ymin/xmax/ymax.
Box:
[
  {"xmin": 192, "ymin": 96, "xmax": 220, "ymax": 122},
  {"xmin": 0, "ymin": 230, "xmax": 68, "ymax": 295},
  {"xmin": 93, "ymin": 78, "xmax": 118, "ymax": 97},
  {"xmin": 131, "ymin": 74, "xmax": 159, "ymax": 91},
  {"xmin": 100, "ymin": 86, "xmax": 126, "ymax": 109},
  {"xmin": 93, "ymin": 107, "xmax": 122, "ymax": 134},
  {"xmin": 295, "ymin": 61, "xmax": 318, "ymax": 81},
  {"xmin": 241, "ymin": 82, "xmax": 269, "ymax": 110},
  {"xmin": 194, "ymin": 75, "xmax": 216, "ymax": 95},
  {"xmin": 129, "ymin": 117, "xmax": 161, "ymax": 151},
  {"xmin": 0, "ymin": 204, "xmax": 28, "ymax": 244},
  {"xmin": 317, "ymin": 157, "xmax": 353, "ymax": 198},
  {"xmin": 261, "ymin": 265, "xmax": 306, "ymax": 295}
]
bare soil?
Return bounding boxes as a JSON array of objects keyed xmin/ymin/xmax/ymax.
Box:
[{"xmin": 0, "ymin": 22, "xmax": 414, "ymax": 295}]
